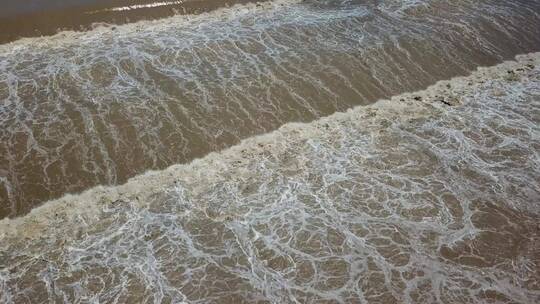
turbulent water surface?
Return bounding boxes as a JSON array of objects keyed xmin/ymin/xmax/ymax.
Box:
[
  {"xmin": 1, "ymin": 52, "xmax": 539, "ymax": 303},
  {"xmin": 1, "ymin": 0, "xmax": 540, "ymax": 303},
  {"xmin": 1, "ymin": 0, "xmax": 540, "ymax": 217}
]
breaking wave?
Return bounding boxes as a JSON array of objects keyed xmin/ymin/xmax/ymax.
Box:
[
  {"xmin": 1, "ymin": 0, "xmax": 540, "ymax": 217},
  {"xmin": 1, "ymin": 52, "xmax": 539, "ymax": 303}
]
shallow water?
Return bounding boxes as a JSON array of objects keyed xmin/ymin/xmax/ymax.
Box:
[
  {"xmin": 2, "ymin": 0, "xmax": 540, "ymax": 217},
  {"xmin": 0, "ymin": 0, "xmax": 258, "ymax": 43},
  {"xmin": 1, "ymin": 53, "xmax": 539, "ymax": 303},
  {"xmin": 1, "ymin": 1, "xmax": 540, "ymax": 302}
]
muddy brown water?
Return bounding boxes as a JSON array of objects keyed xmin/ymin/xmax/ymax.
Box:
[
  {"xmin": 1, "ymin": 52, "xmax": 539, "ymax": 303},
  {"xmin": 0, "ymin": 0, "xmax": 262, "ymax": 44},
  {"xmin": 1, "ymin": 0, "xmax": 540, "ymax": 302},
  {"xmin": 1, "ymin": 0, "xmax": 540, "ymax": 218}
]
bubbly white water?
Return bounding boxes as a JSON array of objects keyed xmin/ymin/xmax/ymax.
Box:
[
  {"xmin": 1, "ymin": 52, "xmax": 539, "ymax": 303},
  {"xmin": 1, "ymin": 0, "xmax": 540, "ymax": 217}
]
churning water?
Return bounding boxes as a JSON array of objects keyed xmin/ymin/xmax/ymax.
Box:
[
  {"xmin": 1, "ymin": 0, "xmax": 540, "ymax": 217},
  {"xmin": 1, "ymin": 0, "xmax": 540, "ymax": 303},
  {"xmin": 1, "ymin": 52, "xmax": 539, "ymax": 303}
]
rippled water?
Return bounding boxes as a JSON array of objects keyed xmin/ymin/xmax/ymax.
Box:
[
  {"xmin": 1, "ymin": 0, "xmax": 540, "ymax": 217},
  {"xmin": 1, "ymin": 0, "xmax": 540, "ymax": 302},
  {"xmin": 1, "ymin": 53, "xmax": 539, "ymax": 303}
]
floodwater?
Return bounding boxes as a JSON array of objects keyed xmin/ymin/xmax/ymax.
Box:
[{"xmin": 0, "ymin": 0, "xmax": 540, "ymax": 303}]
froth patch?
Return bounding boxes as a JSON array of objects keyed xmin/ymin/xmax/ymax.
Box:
[{"xmin": 1, "ymin": 51, "xmax": 538, "ymax": 241}]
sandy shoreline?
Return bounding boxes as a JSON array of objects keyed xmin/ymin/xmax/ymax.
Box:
[{"xmin": 1, "ymin": 51, "xmax": 538, "ymax": 241}]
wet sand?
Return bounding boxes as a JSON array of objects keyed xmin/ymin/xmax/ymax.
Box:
[{"xmin": 1, "ymin": 52, "xmax": 539, "ymax": 303}]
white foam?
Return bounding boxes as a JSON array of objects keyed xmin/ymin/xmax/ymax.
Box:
[
  {"xmin": 3, "ymin": 0, "xmax": 539, "ymax": 220},
  {"xmin": 1, "ymin": 52, "xmax": 538, "ymax": 240},
  {"xmin": 1, "ymin": 51, "xmax": 539, "ymax": 303}
]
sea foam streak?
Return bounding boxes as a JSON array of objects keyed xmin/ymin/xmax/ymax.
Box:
[{"xmin": 1, "ymin": 53, "xmax": 539, "ymax": 303}]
